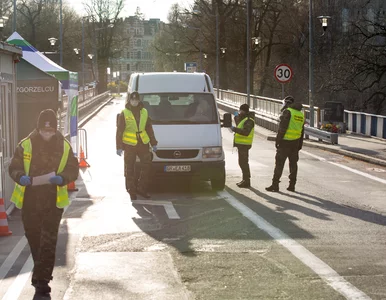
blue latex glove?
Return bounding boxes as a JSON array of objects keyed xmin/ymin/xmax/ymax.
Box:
[
  {"xmin": 116, "ymin": 149, "xmax": 123, "ymax": 156},
  {"xmin": 19, "ymin": 176, "xmax": 31, "ymax": 186},
  {"xmin": 49, "ymin": 176, "xmax": 63, "ymax": 185},
  {"xmin": 233, "ymin": 111, "xmax": 239, "ymax": 116},
  {"xmin": 231, "ymin": 126, "xmax": 236, "ymax": 132},
  {"xmin": 152, "ymin": 145, "xmax": 157, "ymax": 152}
]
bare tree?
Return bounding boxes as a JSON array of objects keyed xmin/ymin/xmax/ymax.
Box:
[{"xmin": 84, "ymin": 0, "xmax": 125, "ymax": 92}]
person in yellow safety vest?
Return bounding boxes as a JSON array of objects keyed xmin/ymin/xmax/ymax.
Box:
[
  {"xmin": 266, "ymin": 96, "xmax": 305, "ymax": 192},
  {"xmin": 231, "ymin": 104, "xmax": 255, "ymax": 188},
  {"xmin": 8, "ymin": 109, "xmax": 79, "ymax": 296},
  {"xmin": 116, "ymin": 91, "xmax": 158, "ymax": 200}
]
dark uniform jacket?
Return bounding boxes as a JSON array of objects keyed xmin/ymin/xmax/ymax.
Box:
[
  {"xmin": 276, "ymin": 103, "xmax": 305, "ymax": 149},
  {"xmin": 233, "ymin": 112, "xmax": 255, "ymax": 149},
  {"xmin": 8, "ymin": 130, "xmax": 79, "ymax": 207},
  {"xmin": 116, "ymin": 102, "xmax": 158, "ymax": 150}
]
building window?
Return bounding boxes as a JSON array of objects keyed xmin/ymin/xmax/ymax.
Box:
[
  {"xmin": 136, "ymin": 39, "xmax": 142, "ymax": 47},
  {"xmin": 342, "ymin": 8, "xmax": 349, "ymax": 33},
  {"xmin": 127, "ymin": 64, "xmax": 130, "ymax": 71},
  {"xmin": 137, "ymin": 51, "xmax": 141, "ymax": 59}
]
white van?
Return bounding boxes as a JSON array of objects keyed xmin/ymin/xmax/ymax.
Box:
[{"xmin": 127, "ymin": 72, "xmax": 232, "ymax": 190}]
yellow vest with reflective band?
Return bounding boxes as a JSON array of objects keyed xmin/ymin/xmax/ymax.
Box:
[
  {"xmin": 234, "ymin": 117, "xmax": 255, "ymax": 145},
  {"xmin": 122, "ymin": 108, "xmax": 150, "ymax": 145},
  {"xmin": 283, "ymin": 108, "xmax": 304, "ymax": 140},
  {"xmin": 11, "ymin": 138, "xmax": 71, "ymax": 209}
]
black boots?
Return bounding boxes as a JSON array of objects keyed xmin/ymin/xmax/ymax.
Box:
[
  {"xmin": 287, "ymin": 183, "xmax": 296, "ymax": 192},
  {"xmin": 265, "ymin": 183, "xmax": 279, "ymax": 192},
  {"xmin": 137, "ymin": 187, "xmax": 151, "ymax": 199},
  {"xmin": 236, "ymin": 180, "xmax": 250, "ymax": 188},
  {"xmin": 33, "ymin": 280, "xmax": 51, "ymax": 295}
]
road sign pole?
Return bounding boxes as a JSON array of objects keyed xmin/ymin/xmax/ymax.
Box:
[{"xmin": 282, "ymin": 83, "xmax": 284, "ymax": 99}]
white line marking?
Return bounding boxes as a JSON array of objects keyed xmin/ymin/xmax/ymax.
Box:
[
  {"xmin": 132, "ymin": 200, "xmax": 180, "ymax": 219},
  {"xmin": 164, "ymin": 204, "xmax": 180, "ymax": 219},
  {"xmin": 218, "ymin": 190, "xmax": 370, "ymax": 300},
  {"xmin": 2, "ymin": 255, "xmax": 33, "ymax": 300},
  {"xmin": 301, "ymin": 150, "xmax": 386, "ymax": 185},
  {"xmin": 0, "ymin": 237, "xmax": 28, "ymax": 283}
]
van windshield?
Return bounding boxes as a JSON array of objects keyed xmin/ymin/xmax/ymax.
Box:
[{"xmin": 140, "ymin": 93, "xmax": 219, "ymax": 125}]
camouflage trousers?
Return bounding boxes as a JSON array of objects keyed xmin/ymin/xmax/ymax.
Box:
[{"xmin": 22, "ymin": 187, "xmax": 63, "ymax": 282}]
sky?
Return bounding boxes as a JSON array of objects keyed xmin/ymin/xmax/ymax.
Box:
[{"xmin": 65, "ymin": 0, "xmax": 194, "ymax": 22}]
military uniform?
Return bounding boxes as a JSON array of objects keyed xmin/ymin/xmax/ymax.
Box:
[
  {"xmin": 266, "ymin": 97, "xmax": 305, "ymax": 192},
  {"xmin": 8, "ymin": 109, "xmax": 79, "ymax": 294},
  {"xmin": 116, "ymin": 95, "xmax": 158, "ymax": 200},
  {"xmin": 232, "ymin": 104, "xmax": 255, "ymax": 188}
]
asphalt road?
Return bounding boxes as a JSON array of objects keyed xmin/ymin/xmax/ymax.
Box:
[{"xmin": 1, "ymin": 94, "xmax": 385, "ymax": 300}]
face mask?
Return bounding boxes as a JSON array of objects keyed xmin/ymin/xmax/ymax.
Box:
[
  {"xmin": 39, "ymin": 131, "xmax": 55, "ymax": 141},
  {"xmin": 130, "ymin": 100, "xmax": 139, "ymax": 107}
]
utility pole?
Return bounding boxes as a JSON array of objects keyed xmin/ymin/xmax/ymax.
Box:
[
  {"xmin": 215, "ymin": 4, "xmax": 219, "ymax": 99},
  {"xmin": 309, "ymin": 0, "xmax": 315, "ymax": 127},
  {"xmin": 246, "ymin": 0, "xmax": 252, "ymax": 107},
  {"xmin": 59, "ymin": 0, "xmax": 63, "ymax": 66}
]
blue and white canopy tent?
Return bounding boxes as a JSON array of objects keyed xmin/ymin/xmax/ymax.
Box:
[{"xmin": 7, "ymin": 32, "xmax": 79, "ymax": 154}]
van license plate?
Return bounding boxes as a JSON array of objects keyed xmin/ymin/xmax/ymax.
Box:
[{"xmin": 165, "ymin": 165, "xmax": 191, "ymax": 172}]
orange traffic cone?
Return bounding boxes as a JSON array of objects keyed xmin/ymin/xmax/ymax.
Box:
[
  {"xmin": 67, "ymin": 181, "xmax": 78, "ymax": 192},
  {"xmin": 78, "ymin": 146, "xmax": 90, "ymax": 168},
  {"xmin": 0, "ymin": 198, "xmax": 12, "ymax": 236}
]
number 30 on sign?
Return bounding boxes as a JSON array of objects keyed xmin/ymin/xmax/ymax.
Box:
[{"xmin": 274, "ymin": 64, "xmax": 293, "ymax": 83}]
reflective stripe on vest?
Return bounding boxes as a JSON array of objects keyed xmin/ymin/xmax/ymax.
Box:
[
  {"xmin": 283, "ymin": 108, "xmax": 305, "ymax": 140},
  {"xmin": 234, "ymin": 117, "xmax": 255, "ymax": 145},
  {"xmin": 122, "ymin": 108, "xmax": 150, "ymax": 145},
  {"xmin": 11, "ymin": 138, "xmax": 71, "ymax": 209}
]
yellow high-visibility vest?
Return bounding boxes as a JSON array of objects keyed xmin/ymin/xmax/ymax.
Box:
[
  {"xmin": 11, "ymin": 138, "xmax": 71, "ymax": 209},
  {"xmin": 283, "ymin": 108, "xmax": 304, "ymax": 140},
  {"xmin": 122, "ymin": 108, "xmax": 150, "ymax": 145},
  {"xmin": 234, "ymin": 117, "xmax": 255, "ymax": 145}
]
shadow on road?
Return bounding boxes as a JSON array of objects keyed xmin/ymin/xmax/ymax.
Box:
[{"xmin": 131, "ymin": 178, "xmax": 315, "ymax": 256}]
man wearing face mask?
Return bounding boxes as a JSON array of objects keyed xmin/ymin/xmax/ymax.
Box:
[
  {"xmin": 8, "ymin": 109, "xmax": 79, "ymax": 295},
  {"xmin": 231, "ymin": 104, "xmax": 255, "ymax": 188},
  {"xmin": 266, "ymin": 96, "xmax": 304, "ymax": 192},
  {"xmin": 116, "ymin": 92, "xmax": 158, "ymax": 200}
]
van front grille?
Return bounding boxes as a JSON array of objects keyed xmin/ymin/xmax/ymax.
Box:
[{"xmin": 156, "ymin": 150, "xmax": 199, "ymax": 159}]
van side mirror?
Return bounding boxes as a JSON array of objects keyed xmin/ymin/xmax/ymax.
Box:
[{"xmin": 221, "ymin": 113, "xmax": 232, "ymax": 128}]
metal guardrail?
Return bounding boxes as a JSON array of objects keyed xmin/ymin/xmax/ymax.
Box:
[
  {"xmin": 304, "ymin": 127, "xmax": 338, "ymax": 144},
  {"xmin": 215, "ymin": 88, "xmax": 386, "ymax": 140}
]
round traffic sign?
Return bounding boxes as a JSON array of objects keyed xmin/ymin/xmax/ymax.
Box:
[{"xmin": 274, "ymin": 64, "xmax": 293, "ymax": 83}]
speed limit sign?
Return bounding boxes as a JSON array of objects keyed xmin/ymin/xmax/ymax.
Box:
[{"xmin": 274, "ymin": 64, "xmax": 293, "ymax": 83}]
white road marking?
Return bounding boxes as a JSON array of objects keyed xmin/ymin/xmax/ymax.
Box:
[
  {"xmin": 1, "ymin": 204, "xmax": 72, "ymax": 298},
  {"xmin": 0, "ymin": 237, "xmax": 27, "ymax": 283},
  {"xmin": 301, "ymin": 150, "xmax": 386, "ymax": 185},
  {"xmin": 218, "ymin": 190, "xmax": 371, "ymax": 300},
  {"xmin": 132, "ymin": 200, "xmax": 180, "ymax": 219},
  {"xmin": 1, "ymin": 256, "xmax": 33, "ymax": 300}
]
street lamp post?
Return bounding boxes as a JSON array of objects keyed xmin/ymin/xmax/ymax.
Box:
[
  {"xmin": 246, "ymin": 0, "xmax": 252, "ymax": 107},
  {"xmin": 309, "ymin": 0, "xmax": 315, "ymax": 127},
  {"xmin": 215, "ymin": 6, "xmax": 220, "ymax": 98}
]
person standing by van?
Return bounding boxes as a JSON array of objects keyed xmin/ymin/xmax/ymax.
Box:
[
  {"xmin": 265, "ymin": 96, "xmax": 304, "ymax": 192},
  {"xmin": 116, "ymin": 92, "xmax": 158, "ymax": 200},
  {"xmin": 8, "ymin": 109, "xmax": 79, "ymax": 295},
  {"xmin": 231, "ymin": 104, "xmax": 255, "ymax": 188}
]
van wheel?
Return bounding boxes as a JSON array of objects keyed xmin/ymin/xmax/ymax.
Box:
[{"xmin": 211, "ymin": 171, "xmax": 225, "ymax": 191}]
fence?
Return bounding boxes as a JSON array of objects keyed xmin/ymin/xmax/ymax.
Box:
[{"xmin": 216, "ymin": 89, "xmax": 385, "ymax": 140}]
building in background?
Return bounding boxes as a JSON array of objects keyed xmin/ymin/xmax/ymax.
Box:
[{"xmin": 110, "ymin": 16, "xmax": 160, "ymax": 82}]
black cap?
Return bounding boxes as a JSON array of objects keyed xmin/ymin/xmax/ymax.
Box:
[
  {"xmin": 240, "ymin": 104, "xmax": 249, "ymax": 113},
  {"xmin": 283, "ymin": 95, "xmax": 295, "ymax": 104},
  {"xmin": 37, "ymin": 109, "xmax": 57, "ymax": 130},
  {"xmin": 130, "ymin": 92, "xmax": 140, "ymax": 100}
]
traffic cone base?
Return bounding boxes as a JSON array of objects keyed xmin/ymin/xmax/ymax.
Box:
[
  {"xmin": 67, "ymin": 181, "xmax": 79, "ymax": 192},
  {"xmin": 0, "ymin": 198, "xmax": 12, "ymax": 236},
  {"xmin": 78, "ymin": 147, "xmax": 90, "ymax": 168}
]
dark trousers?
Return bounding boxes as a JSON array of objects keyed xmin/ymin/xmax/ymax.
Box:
[
  {"xmin": 22, "ymin": 188, "xmax": 63, "ymax": 282},
  {"xmin": 237, "ymin": 145, "xmax": 251, "ymax": 181},
  {"xmin": 272, "ymin": 141, "xmax": 300, "ymax": 185},
  {"xmin": 124, "ymin": 143, "xmax": 152, "ymax": 192}
]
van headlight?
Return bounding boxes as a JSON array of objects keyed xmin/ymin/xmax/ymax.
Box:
[{"xmin": 203, "ymin": 147, "xmax": 222, "ymax": 159}]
